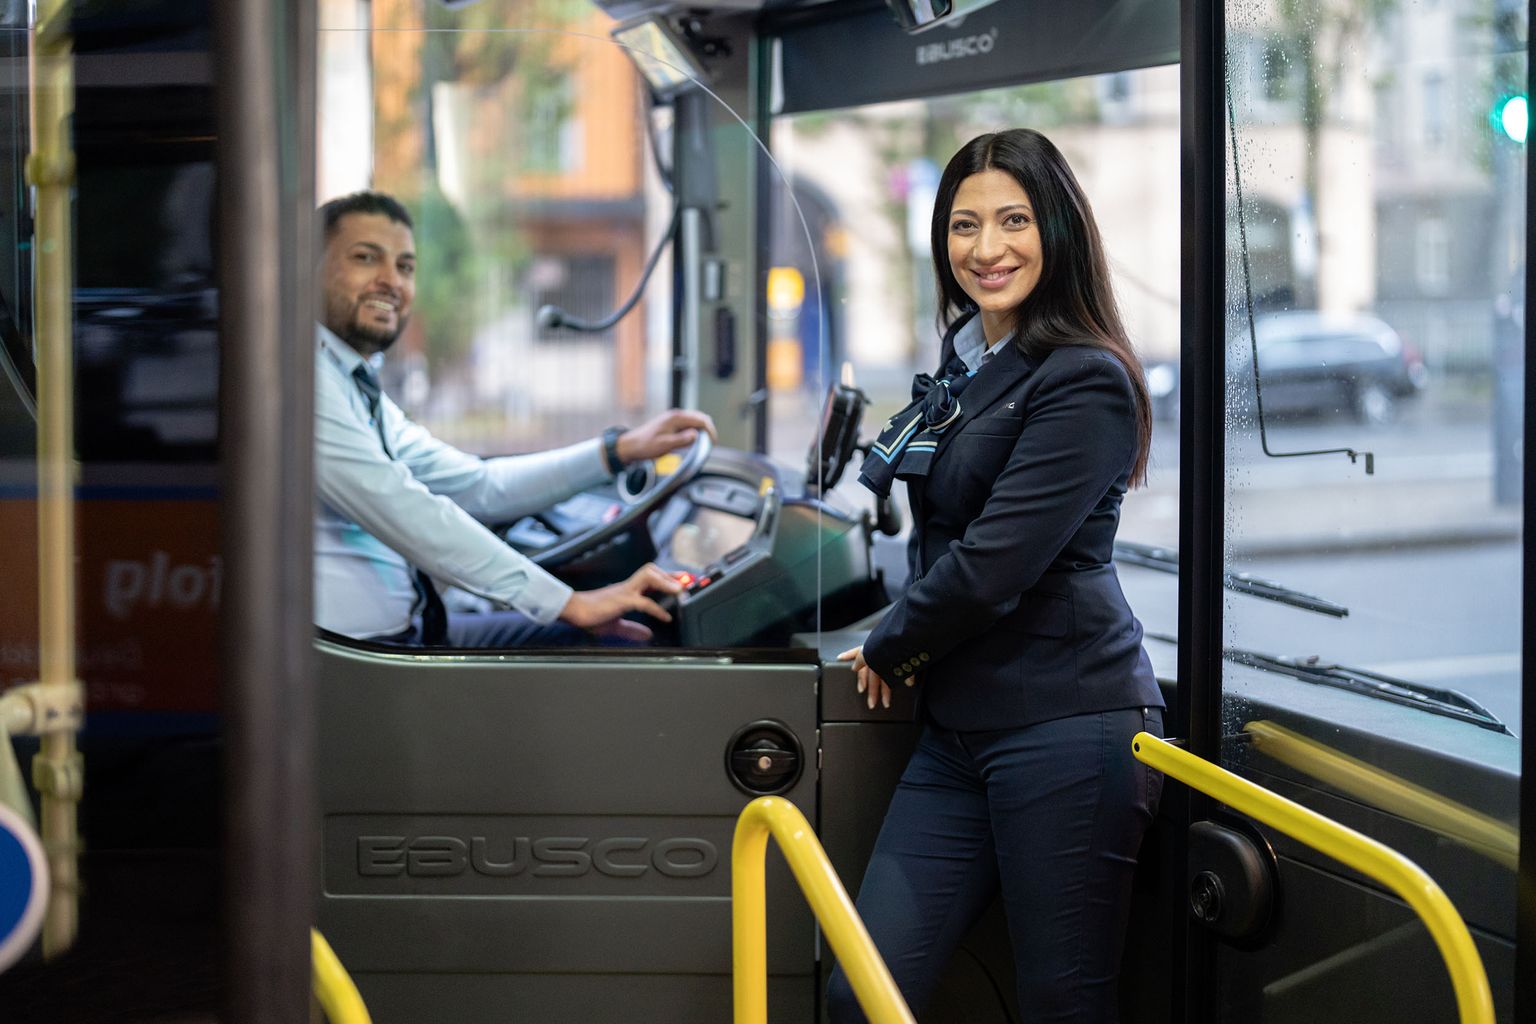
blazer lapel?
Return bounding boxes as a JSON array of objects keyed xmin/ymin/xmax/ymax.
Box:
[{"xmin": 933, "ymin": 342, "xmax": 1038, "ymax": 458}]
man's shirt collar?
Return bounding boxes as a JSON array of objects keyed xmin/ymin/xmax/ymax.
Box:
[{"xmin": 317, "ymin": 324, "xmax": 382, "ymax": 377}]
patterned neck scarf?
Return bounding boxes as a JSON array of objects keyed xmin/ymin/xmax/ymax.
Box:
[{"xmin": 858, "ymin": 349, "xmax": 977, "ymax": 499}]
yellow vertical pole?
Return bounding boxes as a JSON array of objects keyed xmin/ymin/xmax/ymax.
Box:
[
  {"xmin": 732, "ymin": 808, "xmax": 771, "ymax": 1024},
  {"xmin": 311, "ymin": 929, "xmax": 374, "ymax": 1024},
  {"xmin": 27, "ymin": 0, "xmax": 83, "ymax": 959},
  {"xmin": 732, "ymin": 797, "xmax": 915, "ymax": 1024}
]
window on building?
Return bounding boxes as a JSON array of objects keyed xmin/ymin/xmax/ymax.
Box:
[
  {"xmin": 1416, "ymin": 216, "xmax": 1451, "ymax": 294},
  {"xmin": 1261, "ymin": 40, "xmax": 1291, "ymax": 103},
  {"xmin": 523, "ymin": 78, "xmax": 576, "ymax": 174},
  {"xmin": 532, "ymin": 254, "xmax": 617, "ymax": 343},
  {"xmin": 1423, "ymin": 71, "xmax": 1445, "ymax": 148}
]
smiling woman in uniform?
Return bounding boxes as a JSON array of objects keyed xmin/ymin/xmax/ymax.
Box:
[{"xmin": 828, "ymin": 129, "xmax": 1165, "ymax": 1023}]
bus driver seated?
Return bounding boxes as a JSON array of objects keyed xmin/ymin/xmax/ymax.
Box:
[{"xmin": 314, "ymin": 190, "xmax": 712, "ymax": 648}]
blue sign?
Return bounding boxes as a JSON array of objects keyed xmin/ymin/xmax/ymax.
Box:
[{"xmin": 0, "ymin": 804, "xmax": 47, "ymax": 972}]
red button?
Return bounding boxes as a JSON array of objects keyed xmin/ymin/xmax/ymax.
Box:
[{"xmin": 697, "ymin": 576, "xmax": 713, "ymax": 588}]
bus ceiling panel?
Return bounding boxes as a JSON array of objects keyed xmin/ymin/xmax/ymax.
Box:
[
  {"xmin": 774, "ymin": 0, "xmax": 1178, "ymax": 115},
  {"xmin": 590, "ymin": 0, "xmax": 841, "ymax": 22}
]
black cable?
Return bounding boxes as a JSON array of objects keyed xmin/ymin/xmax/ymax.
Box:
[
  {"xmin": 1226, "ymin": 73, "xmax": 1374, "ymax": 475},
  {"xmin": 535, "ymin": 201, "xmax": 682, "ymax": 333}
]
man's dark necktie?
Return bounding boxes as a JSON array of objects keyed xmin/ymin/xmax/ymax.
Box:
[{"xmin": 351, "ymin": 363, "xmax": 448, "ymax": 646}]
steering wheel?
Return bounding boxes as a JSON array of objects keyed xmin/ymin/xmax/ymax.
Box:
[{"xmin": 529, "ymin": 431, "xmax": 714, "ymax": 570}]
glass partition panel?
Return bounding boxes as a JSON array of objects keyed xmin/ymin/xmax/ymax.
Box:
[
  {"xmin": 1220, "ymin": 0, "xmax": 1524, "ymax": 1018},
  {"xmin": 313, "ymin": 8, "xmax": 845, "ymax": 1020},
  {"xmin": 318, "ymin": 0, "xmax": 839, "ymax": 649}
]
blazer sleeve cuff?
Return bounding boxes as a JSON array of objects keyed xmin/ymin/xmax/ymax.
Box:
[{"xmin": 862, "ymin": 614, "xmax": 930, "ymax": 686}]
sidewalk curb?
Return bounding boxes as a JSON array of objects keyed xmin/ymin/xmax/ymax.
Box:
[{"xmin": 1229, "ymin": 520, "xmax": 1522, "ymax": 559}]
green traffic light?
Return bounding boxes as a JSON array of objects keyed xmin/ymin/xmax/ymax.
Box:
[{"xmin": 1494, "ymin": 94, "xmax": 1528, "ymax": 144}]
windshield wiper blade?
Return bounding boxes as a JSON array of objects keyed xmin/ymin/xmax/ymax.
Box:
[
  {"xmin": 1228, "ymin": 645, "xmax": 1508, "ymax": 734},
  {"xmin": 1114, "ymin": 541, "xmax": 1349, "ymax": 618},
  {"xmin": 1144, "ymin": 631, "xmax": 1508, "ymax": 733}
]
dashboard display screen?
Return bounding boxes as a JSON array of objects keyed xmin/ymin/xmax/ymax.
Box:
[{"xmin": 669, "ymin": 508, "xmax": 755, "ymax": 572}]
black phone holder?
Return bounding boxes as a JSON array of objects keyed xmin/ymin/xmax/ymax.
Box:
[{"xmin": 805, "ymin": 381, "xmax": 868, "ymax": 497}]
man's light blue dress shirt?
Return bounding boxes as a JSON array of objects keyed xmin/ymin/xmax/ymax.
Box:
[{"xmin": 314, "ymin": 326, "xmax": 611, "ymax": 638}]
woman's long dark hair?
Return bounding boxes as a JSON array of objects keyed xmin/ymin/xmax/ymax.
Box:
[{"xmin": 931, "ymin": 129, "xmax": 1152, "ymax": 487}]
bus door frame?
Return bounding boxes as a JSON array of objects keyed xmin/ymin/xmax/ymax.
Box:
[
  {"xmin": 1179, "ymin": 0, "xmax": 1224, "ymax": 1020},
  {"xmin": 213, "ymin": 0, "xmax": 319, "ymax": 1020},
  {"xmin": 1185, "ymin": 2, "xmax": 1536, "ymax": 1023},
  {"xmin": 1519, "ymin": 0, "xmax": 1536, "ymax": 1016}
]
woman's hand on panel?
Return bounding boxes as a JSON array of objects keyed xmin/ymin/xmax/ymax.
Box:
[
  {"xmin": 560, "ymin": 563, "xmax": 682, "ymax": 641},
  {"xmin": 837, "ymin": 645, "xmax": 912, "ymax": 711}
]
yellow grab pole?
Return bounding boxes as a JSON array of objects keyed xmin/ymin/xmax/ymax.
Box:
[
  {"xmin": 27, "ymin": 0, "xmax": 84, "ymax": 959},
  {"xmin": 1245, "ymin": 720, "xmax": 1518, "ymax": 871},
  {"xmin": 1132, "ymin": 732, "xmax": 1494, "ymax": 1024},
  {"xmin": 311, "ymin": 929, "xmax": 373, "ymax": 1024},
  {"xmin": 732, "ymin": 796, "xmax": 915, "ymax": 1024}
]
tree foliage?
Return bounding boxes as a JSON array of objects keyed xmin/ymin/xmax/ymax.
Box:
[{"xmin": 390, "ymin": 0, "xmax": 588, "ymax": 370}]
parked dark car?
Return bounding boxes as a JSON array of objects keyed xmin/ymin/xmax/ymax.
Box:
[
  {"xmin": 1233, "ymin": 311, "xmax": 1428, "ymax": 425},
  {"xmin": 1144, "ymin": 311, "xmax": 1429, "ymax": 425}
]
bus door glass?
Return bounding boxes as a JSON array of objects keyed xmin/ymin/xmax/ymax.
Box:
[
  {"xmin": 313, "ymin": 4, "xmax": 848, "ymax": 1020},
  {"xmin": 1219, "ymin": 0, "xmax": 1525, "ymax": 1018}
]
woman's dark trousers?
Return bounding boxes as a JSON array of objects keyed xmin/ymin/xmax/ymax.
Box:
[{"xmin": 826, "ymin": 706, "xmax": 1163, "ymax": 1023}]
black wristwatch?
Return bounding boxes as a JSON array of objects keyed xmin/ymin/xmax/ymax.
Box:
[{"xmin": 601, "ymin": 426, "xmax": 628, "ymax": 475}]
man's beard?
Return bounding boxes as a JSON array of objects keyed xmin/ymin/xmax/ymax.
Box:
[
  {"xmin": 330, "ymin": 296, "xmax": 407, "ymax": 353},
  {"xmin": 346, "ymin": 316, "xmax": 405, "ymax": 353}
]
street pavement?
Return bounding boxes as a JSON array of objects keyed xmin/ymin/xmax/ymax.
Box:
[
  {"xmin": 1121, "ymin": 396, "xmax": 1522, "ymax": 556},
  {"xmin": 1120, "ymin": 542, "xmax": 1522, "ymax": 729}
]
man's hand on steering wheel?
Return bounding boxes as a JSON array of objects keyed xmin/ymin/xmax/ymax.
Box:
[
  {"xmin": 559, "ymin": 563, "xmax": 683, "ymax": 642},
  {"xmin": 616, "ymin": 409, "xmax": 717, "ymax": 465}
]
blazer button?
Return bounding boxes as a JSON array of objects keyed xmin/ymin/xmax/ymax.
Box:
[{"xmin": 919, "ymin": 653, "xmax": 930, "ymax": 662}]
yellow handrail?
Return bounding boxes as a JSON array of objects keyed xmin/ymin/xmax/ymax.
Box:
[
  {"xmin": 311, "ymin": 928, "xmax": 372, "ymax": 1024},
  {"xmin": 1245, "ymin": 720, "xmax": 1518, "ymax": 871},
  {"xmin": 27, "ymin": 0, "xmax": 84, "ymax": 960},
  {"xmin": 732, "ymin": 796, "xmax": 915, "ymax": 1024},
  {"xmin": 1132, "ymin": 732, "xmax": 1494, "ymax": 1024}
]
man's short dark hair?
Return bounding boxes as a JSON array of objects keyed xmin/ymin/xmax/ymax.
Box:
[{"xmin": 319, "ymin": 191, "xmax": 413, "ymax": 239}]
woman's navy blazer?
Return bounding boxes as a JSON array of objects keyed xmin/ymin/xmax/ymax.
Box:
[{"xmin": 862, "ymin": 318, "xmax": 1165, "ymax": 732}]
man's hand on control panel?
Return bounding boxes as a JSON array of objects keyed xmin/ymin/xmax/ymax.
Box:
[{"xmin": 560, "ymin": 563, "xmax": 684, "ymax": 643}]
